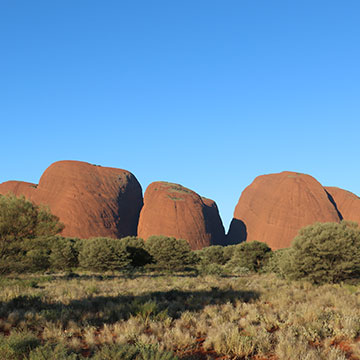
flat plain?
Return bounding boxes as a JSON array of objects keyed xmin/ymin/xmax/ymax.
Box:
[{"xmin": 0, "ymin": 272, "xmax": 359, "ymax": 359}]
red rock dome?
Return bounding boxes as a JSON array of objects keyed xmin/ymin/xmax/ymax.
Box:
[
  {"xmin": 325, "ymin": 187, "xmax": 360, "ymax": 225},
  {"xmin": 227, "ymin": 171, "xmax": 341, "ymax": 249},
  {"xmin": 0, "ymin": 160, "xmax": 143, "ymax": 239},
  {"xmin": 137, "ymin": 182, "xmax": 225, "ymax": 250}
]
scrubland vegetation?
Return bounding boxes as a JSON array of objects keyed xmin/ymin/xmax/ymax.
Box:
[
  {"xmin": 1, "ymin": 273, "xmax": 359, "ymax": 359},
  {"xmin": 0, "ymin": 194, "xmax": 360, "ymax": 359}
]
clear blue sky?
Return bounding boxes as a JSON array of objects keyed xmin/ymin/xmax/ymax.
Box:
[{"xmin": 1, "ymin": 0, "xmax": 359, "ymax": 230}]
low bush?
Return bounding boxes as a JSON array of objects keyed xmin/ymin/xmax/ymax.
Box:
[
  {"xmin": 79, "ymin": 237, "xmax": 131, "ymax": 272},
  {"xmin": 284, "ymin": 221, "xmax": 360, "ymax": 284},
  {"xmin": 29, "ymin": 343, "xmax": 78, "ymax": 360},
  {"xmin": 118, "ymin": 236, "xmax": 152, "ymax": 267},
  {"xmin": 197, "ymin": 245, "xmax": 226, "ymax": 265},
  {"xmin": 0, "ymin": 331, "xmax": 40, "ymax": 360},
  {"xmin": 199, "ymin": 263, "xmax": 226, "ymax": 276},
  {"xmin": 262, "ymin": 248, "xmax": 293, "ymax": 278},
  {"xmin": 145, "ymin": 236, "xmax": 194, "ymax": 270},
  {"xmin": 92, "ymin": 343, "xmax": 178, "ymax": 360},
  {"xmin": 226, "ymin": 241, "xmax": 272, "ymax": 272},
  {"xmin": 49, "ymin": 237, "xmax": 80, "ymax": 271}
]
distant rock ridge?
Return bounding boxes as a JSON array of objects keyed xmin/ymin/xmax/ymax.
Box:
[
  {"xmin": 0, "ymin": 160, "xmax": 143, "ymax": 239},
  {"xmin": 2, "ymin": 164, "xmax": 359, "ymax": 250},
  {"xmin": 137, "ymin": 181, "xmax": 226, "ymax": 250},
  {"xmin": 227, "ymin": 171, "xmax": 342, "ymax": 250}
]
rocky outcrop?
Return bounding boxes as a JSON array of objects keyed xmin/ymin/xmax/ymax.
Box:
[
  {"xmin": 137, "ymin": 182, "xmax": 225, "ymax": 249},
  {"xmin": 0, "ymin": 160, "xmax": 143, "ymax": 239},
  {"xmin": 0, "ymin": 181, "xmax": 37, "ymax": 198},
  {"xmin": 325, "ymin": 187, "xmax": 360, "ymax": 225},
  {"xmin": 227, "ymin": 171, "xmax": 341, "ymax": 249}
]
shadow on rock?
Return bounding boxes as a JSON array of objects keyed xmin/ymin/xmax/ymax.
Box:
[{"xmin": 226, "ymin": 218, "xmax": 247, "ymax": 245}]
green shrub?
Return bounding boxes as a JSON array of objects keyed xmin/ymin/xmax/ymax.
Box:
[
  {"xmin": 226, "ymin": 241, "xmax": 272, "ymax": 272},
  {"xmin": 222, "ymin": 245, "xmax": 238, "ymax": 263},
  {"xmin": 79, "ymin": 237, "xmax": 131, "ymax": 272},
  {"xmin": 262, "ymin": 248, "xmax": 293, "ymax": 278},
  {"xmin": 0, "ymin": 194, "xmax": 63, "ymax": 256},
  {"xmin": 145, "ymin": 236, "xmax": 193, "ymax": 270},
  {"xmin": 285, "ymin": 221, "xmax": 360, "ymax": 284},
  {"xmin": 0, "ymin": 331, "xmax": 40, "ymax": 359},
  {"xmin": 118, "ymin": 236, "xmax": 152, "ymax": 267},
  {"xmin": 92, "ymin": 343, "xmax": 178, "ymax": 360},
  {"xmin": 29, "ymin": 343, "xmax": 78, "ymax": 360},
  {"xmin": 0, "ymin": 194, "xmax": 63, "ymax": 274},
  {"xmin": 49, "ymin": 237, "xmax": 79, "ymax": 271},
  {"xmin": 199, "ymin": 263, "xmax": 226, "ymax": 276},
  {"xmin": 197, "ymin": 245, "xmax": 226, "ymax": 265},
  {"xmin": 0, "ymin": 237, "xmax": 53, "ymax": 274}
]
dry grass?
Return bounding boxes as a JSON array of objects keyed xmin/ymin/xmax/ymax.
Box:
[{"xmin": 0, "ymin": 272, "xmax": 359, "ymax": 359}]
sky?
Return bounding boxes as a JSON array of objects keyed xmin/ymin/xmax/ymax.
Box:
[{"xmin": 1, "ymin": 0, "xmax": 360, "ymax": 230}]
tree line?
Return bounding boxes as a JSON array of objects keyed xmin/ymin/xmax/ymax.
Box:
[{"xmin": 1, "ymin": 194, "xmax": 360, "ymax": 284}]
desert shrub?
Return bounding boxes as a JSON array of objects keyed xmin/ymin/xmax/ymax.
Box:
[
  {"xmin": 199, "ymin": 263, "xmax": 226, "ymax": 276},
  {"xmin": 29, "ymin": 343, "xmax": 78, "ymax": 360},
  {"xmin": 262, "ymin": 248, "xmax": 293, "ymax": 277},
  {"xmin": 49, "ymin": 237, "xmax": 79, "ymax": 271},
  {"xmin": 0, "ymin": 237, "xmax": 53, "ymax": 274},
  {"xmin": 0, "ymin": 194, "xmax": 63, "ymax": 274},
  {"xmin": 0, "ymin": 194, "xmax": 63, "ymax": 256},
  {"xmin": 197, "ymin": 245, "xmax": 226, "ymax": 265},
  {"xmin": 92, "ymin": 343, "xmax": 178, "ymax": 360},
  {"xmin": 0, "ymin": 331, "xmax": 40, "ymax": 359},
  {"xmin": 284, "ymin": 221, "xmax": 360, "ymax": 284},
  {"xmin": 145, "ymin": 236, "xmax": 193, "ymax": 270},
  {"xmin": 222, "ymin": 244, "xmax": 238, "ymax": 263},
  {"xmin": 118, "ymin": 236, "xmax": 152, "ymax": 267},
  {"xmin": 226, "ymin": 241, "xmax": 271, "ymax": 272},
  {"xmin": 79, "ymin": 237, "xmax": 131, "ymax": 272}
]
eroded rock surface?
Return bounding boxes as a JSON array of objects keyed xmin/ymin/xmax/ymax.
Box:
[
  {"xmin": 227, "ymin": 171, "xmax": 341, "ymax": 249},
  {"xmin": 137, "ymin": 182, "xmax": 225, "ymax": 249},
  {"xmin": 0, "ymin": 161, "xmax": 143, "ymax": 239},
  {"xmin": 325, "ymin": 186, "xmax": 360, "ymax": 225}
]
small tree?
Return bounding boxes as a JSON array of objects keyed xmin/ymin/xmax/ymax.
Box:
[
  {"xmin": 79, "ymin": 237, "xmax": 131, "ymax": 272},
  {"xmin": 49, "ymin": 237, "xmax": 80, "ymax": 271},
  {"xmin": 145, "ymin": 236, "xmax": 193, "ymax": 270},
  {"xmin": 262, "ymin": 248, "xmax": 293, "ymax": 278},
  {"xmin": 197, "ymin": 245, "xmax": 226, "ymax": 265},
  {"xmin": 285, "ymin": 222, "xmax": 360, "ymax": 284},
  {"xmin": 118, "ymin": 236, "xmax": 152, "ymax": 267},
  {"xmin": 0, "ymin": 194, "xmax": 63, "ymax": 258},
  {"xmin": 227, "ymin": 241, "xmax": 272, "ymax": 272}
]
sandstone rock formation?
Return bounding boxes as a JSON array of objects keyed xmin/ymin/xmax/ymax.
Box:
[
  {"xmin": 137, "ymin": 182, "xmax": 225, "ymax": 249},
  {"xmin": 227, "ymin": 171, "xmax": 341, "ymax": 250},
  {"xmin": 0, "ymin": 160, "xmax": 143, "ymax": 239},
  {"xmin": 325, "ymin": 187, "xmax": 360, "ymax": 225}
]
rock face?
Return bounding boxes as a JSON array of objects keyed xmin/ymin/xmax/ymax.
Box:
[
  {"xmin": 137, "ymin": 182, "xmax": 225, "ymax": 250},
  {"xmin": 227, "ymin": 171, "xmax": 341, "ymax": 250},
  {"xmin": 0, "ymin": 181, "xmax": 37, "ymax": 198},
  {"xmin": 0, "ymin": 161, "xmax": 143, "ymax": 239},
  {"xmin": 325, "ymin": 187, "xmax": 360, "ymax": 225}
]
